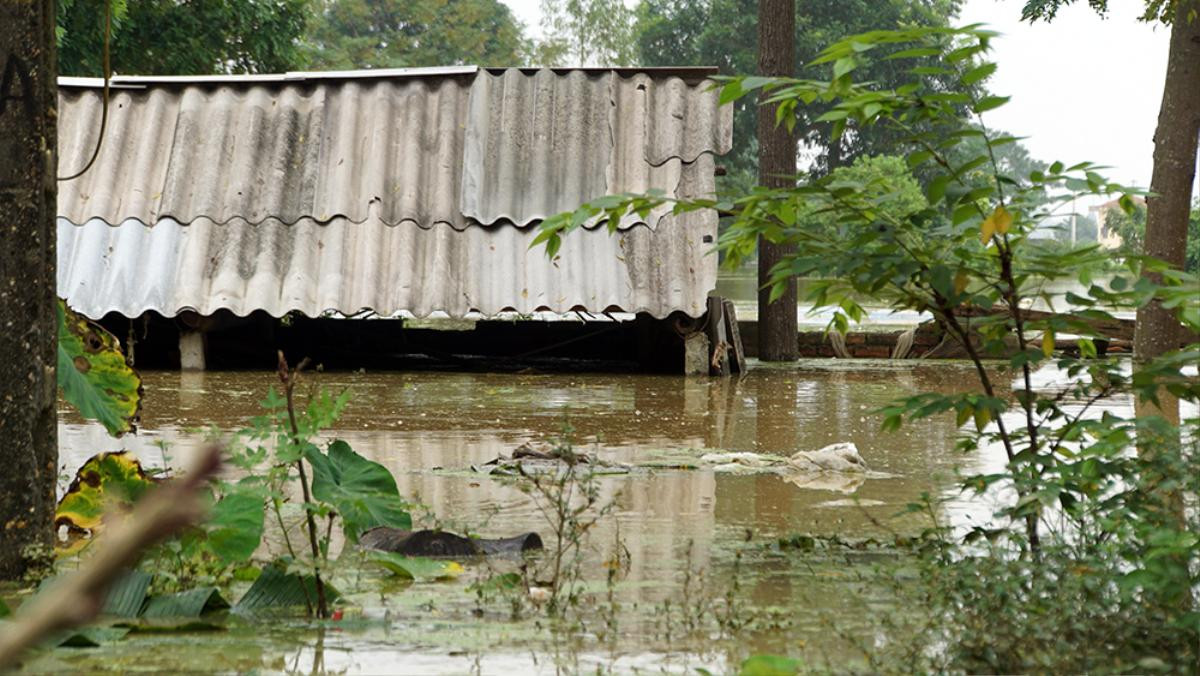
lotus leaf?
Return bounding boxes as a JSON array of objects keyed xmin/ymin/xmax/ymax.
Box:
[
  {"xmin": 304, "ymin": 440, "xmax": 412, "ymax": 542},
  {"xmin": 57, "ymin": 299, "xmax": 142, "ymax": 436}
]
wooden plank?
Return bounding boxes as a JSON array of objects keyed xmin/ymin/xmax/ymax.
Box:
[
  {"xmin": 722, "ymin": 299, "xmax": 746, "ymax": 373},
  {"xmin": 705, "ymin": 296, "xmax": 729, "ymax": 376}
]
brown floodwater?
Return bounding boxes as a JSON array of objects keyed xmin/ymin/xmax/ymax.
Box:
[{"xmin": 45, "ymin": 360, "xmax": 1004, "ymax": 673}]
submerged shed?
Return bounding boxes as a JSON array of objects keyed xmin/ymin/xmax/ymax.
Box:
[{"xmin": 55, "ymin": 66, "xmax": 733, "ymax": 370}]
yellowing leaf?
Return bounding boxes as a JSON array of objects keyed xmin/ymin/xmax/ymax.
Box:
[
  {"xmin": 55, "ymin": 452, "xmax": 155, "ymax": 555},
  {"xmin": 973, "ymin": 407, "xmax": 992, "ymax": 432},
  {"xmin": 993, "ymin": 205, "xmax": 1013, "ymax": 233},
  {"xmin": 1042, "ymin": 330, "xmax": 1055, "ymax": 358},
  {"xmin": 979, "ymin": 205, "xmax": 1012, "ymax": 245},
  {"xmin": 954, "ymin": 269, "xmax": 969, "ymax": 296},
  {"xmin": 57, "ymin": 300, "xmax": 142, "ymax": 436}
]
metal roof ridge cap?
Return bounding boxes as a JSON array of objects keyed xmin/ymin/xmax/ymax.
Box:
[
  {"xmin": 58, "ymin": 66, "xmax": 481, "ymax": 88},
  {"xmin": 58, "ymin": 76, "xmax": 145, "ymax": 89},
  {"xmin": 283, "ymin": 65, "xmax": 479, "ymax": 80},
  {"xmin": 485, "ymin": 66, "xmax": 721, "ymax": 77}
]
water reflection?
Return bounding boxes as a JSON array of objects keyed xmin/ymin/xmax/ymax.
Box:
[
  {"xmin": 59, "ymin": 363, "xmax": 991, "ymax": 558},
  {"xmin": 51, "ymin": 363, "xmax": 1011, "ymax": 671}
]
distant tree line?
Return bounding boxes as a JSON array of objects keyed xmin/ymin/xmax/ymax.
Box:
[{"xmin": 56, "ymin": 0, "xmax": 993, "ymax": 189}]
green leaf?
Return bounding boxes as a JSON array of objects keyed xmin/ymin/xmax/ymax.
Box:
[
  {"xmin": 740, "ymin": 654, "xmax": 803, "ymax": 675},
  {"xmin": 305, "ymin": 440, "xmax": 412, "ymax": 542},
  {"xmin": 973, "ymin": 95, "xmax": 1009, "ymax": 113},
  {"xmin": 960, "ymin": 62, "xmax": 997, "ymax": 86},
  {"xmin": 141, "ymin": 587, "xmax": 229, "ymax": 618},
  {"xmin": 57, "ymin": 299, "xmax": 142, "ymax": 437},
  {"xmin": 203, "ymin": 488, "xmax": 265, "ymax": 564},
  {"xmin": 368, "ymin": 552, "xmax": 465, "ymax": 582},
  {"xmin": 56, "ymin": 452, "xmax": 155, "ymax": 545},
  {"xmin": 233, "ymin": 564, "xmax": 340, "ymax": 612}
]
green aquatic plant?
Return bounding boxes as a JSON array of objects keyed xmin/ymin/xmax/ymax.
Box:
[
  {"xmin": 536, "ymin": 24, "xmax": 1199, "ymax": 671},
  {"xmin": 226, "ymin": 353, "xmax": 413, "ymax": 618}
]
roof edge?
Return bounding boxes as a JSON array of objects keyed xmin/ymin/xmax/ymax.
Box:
[{"xmin": 57, "ymin": 65, "xmax": 723, "ymax": 88}]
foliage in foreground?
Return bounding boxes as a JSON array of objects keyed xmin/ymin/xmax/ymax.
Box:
[
  {"xmin": 537, "ymin": 24, "xmax": 1200, "ymax": 671},
  {"xmin": 57, "ymin": 300, "xmax": 141, "ymax": 437}
]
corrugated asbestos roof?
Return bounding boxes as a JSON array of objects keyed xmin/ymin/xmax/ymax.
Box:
[
  {"xmin": 58, "ymin": 211, "xmax": 716, "ymax": 319},
  {"xmin": 57, "ymin": 67, "xmax": 731, "ymax": 320}
]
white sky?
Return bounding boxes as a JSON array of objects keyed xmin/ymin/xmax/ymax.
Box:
[{"xmin": 502, "ymin": 0, "xmax": 1174, "ymax": 196}]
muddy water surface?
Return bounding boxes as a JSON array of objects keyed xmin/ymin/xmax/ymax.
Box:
[{"xmin": 45, "ymin": 361, "xmax": 995, "ymax": 673}]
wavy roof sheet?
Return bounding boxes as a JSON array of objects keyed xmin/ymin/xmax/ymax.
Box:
[
  {"xmin": 56, "ymin": 67, "xmax": 731, "ymax": 319},
  {"xmin": 58, "ymin": 210, "xmax": 717, "ymax": 320}
]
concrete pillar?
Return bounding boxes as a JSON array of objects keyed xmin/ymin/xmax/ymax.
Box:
[
  {"xmin": 179, "ymin": 330, "xmax": 206, "ymax": 371},
  {"xmin": 683, "ymin": 332, "xmax": 710, "ymax": 376}
]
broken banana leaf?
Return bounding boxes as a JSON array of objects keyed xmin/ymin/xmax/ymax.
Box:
[
  {"xmin": 57, "ymin": 299, "xmax": 142, "ymax": 437},
  {"xmin": 141, "ymin": 587, "xmax": 229, "ymax": 618},
  {"xmin": 100, "ymin": 570, "xmax": 153, "ymax": 618},
  {"xmin": 233, "ymin": 565, "xmax": 340, "ymax": 613}
]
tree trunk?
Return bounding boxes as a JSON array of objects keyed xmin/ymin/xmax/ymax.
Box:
[
  {"xmin": 0, "ymin": 0, "xmax": 58, "ymax": 580},
  {"xmin": 1134, "ymin": 2, "xmax": 1199, "ymax": 365},
  {"xmin": 756, "ymin": 0, "xmax": 798, "ymax": 361}
]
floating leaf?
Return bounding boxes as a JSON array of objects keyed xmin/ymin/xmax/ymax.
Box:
[
  {"xmin": 368, "ymin": 552, "xmax": 464, "ymax": 582},
  {"xmin": 118, "ymin": 619, "xmax": 225, "ymax": 633},
  {"xmin": 233, "ymin": 564, "xmax": 339, "ymax": 613},
  {"xmin": 740, "ymin": 654, "xmax": 803, "ymax": 675},
  {"xmin": 57, "ymin": 299, "xmax": 142, "ymax": 436},
  {"xmin": 55, "ymin": 452, "xmax": 155, "ymax": 548},
  {"xmin": 305, "ymin": 440, "xmax": 412, "ymax": 542},
  {"xmin": 141, "ymin": 587, "xmax": 229, "ymax": 618},
  {"xmin": 54, "ymin": 626, "xmax": 131, "ymax": 647}
]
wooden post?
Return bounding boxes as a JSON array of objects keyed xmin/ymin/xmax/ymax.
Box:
[
  {"xmin": 722, "ymin": 299, "xmax": 746, "ymax": 374},
  {"xmin": 0, "ymin": 0, "xmax": 58, "ymax": 580},
  {"xmin": 705, "ymin": 295, "xmax": 730, "ymax": 376}
]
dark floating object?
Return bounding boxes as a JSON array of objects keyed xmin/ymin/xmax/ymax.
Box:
[{"xmin": 358, "ymin": 528, "xmax": 543, "ymax": 557}]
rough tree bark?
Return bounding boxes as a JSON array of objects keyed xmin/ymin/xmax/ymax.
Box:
[
  {"xmin": 1132, "ymin": 1, "xmax": 1200, "ymax": 440},
  {"xmin": 0, "ymin": 0, "xmax": 58, "ymax": 580},
  {"xmin": 756, "ymin": 0, "xmax": 799, "ymax": 361},
  {"xmin": 1134, "ymin": 0, "xmax": 1200, "ymax": 368}
]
